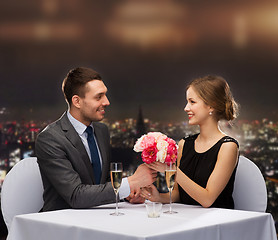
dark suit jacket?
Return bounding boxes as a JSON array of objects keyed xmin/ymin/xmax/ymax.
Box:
[{"xmin": 35, "ymin": 112, "xmax": 115, "ymax": 211}]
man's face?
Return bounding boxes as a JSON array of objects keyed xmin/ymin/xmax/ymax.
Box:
[{"xmin": 78, "ymin": 80, "xmax": 110, "ymax": 124}]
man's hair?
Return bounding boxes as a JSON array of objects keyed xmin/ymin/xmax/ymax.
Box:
[{"xmin": 62, "ymin": 67, "xmax": 102, "ymax": 105}]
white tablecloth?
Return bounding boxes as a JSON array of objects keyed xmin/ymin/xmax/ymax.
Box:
[{"xmin": 7, "ymin": 202, "xmax": 277, "ymax": 240}]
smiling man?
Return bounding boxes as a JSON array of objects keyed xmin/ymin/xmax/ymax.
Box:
[{"xmin": 35, "ymin": 67, "xmax": 156, "ymax": 211}]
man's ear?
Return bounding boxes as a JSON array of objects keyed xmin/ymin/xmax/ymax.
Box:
[{"xmin": 72, "ymin": 95, "xmax": 81, "ymax": 109}]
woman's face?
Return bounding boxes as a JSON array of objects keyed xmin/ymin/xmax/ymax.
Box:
[{"xmin": 184, "ymin": 86, "xmax": 212, "ymax": 125}]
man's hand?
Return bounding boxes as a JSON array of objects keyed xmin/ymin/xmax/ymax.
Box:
[{"xmin": 127, "ymin": 164, "xmax": 157, "ymax": 198}]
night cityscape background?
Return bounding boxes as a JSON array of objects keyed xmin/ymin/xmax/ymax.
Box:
[{"xmin": 1, "ymin": 0, "xmax": 278, "ymax": 236}]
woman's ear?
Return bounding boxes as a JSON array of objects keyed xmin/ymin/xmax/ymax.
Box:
[{"xmin": 208, "ymin": 106, "xmax": 214, "ymax": 116}]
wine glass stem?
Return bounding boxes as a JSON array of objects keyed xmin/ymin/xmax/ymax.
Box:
[
  {"xmin": 169, "ymin": 189, "xmax": 172, "ymax": 213},
  {"xmin": 115, "ymin": 192, "xmax": 119, "ymax": 215}
]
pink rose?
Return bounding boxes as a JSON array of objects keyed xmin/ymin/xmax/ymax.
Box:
[
  {"xmin": 165, "ymin": 138, "xmax": 178, "ymax": 163},
  {"xmin": 142, "ymin": 144, "xmax": 158, "ymax": 164},
  {"xmin": 141, "ymin": 135, "xmax": 156, "ymax": 149},
  {"xmin": 133, "ymin": 134, "xmax": 147, "ymax": 152},
  {"xmin": 147, "ymin": 132, "xmax": 167, "ymax": 141}
]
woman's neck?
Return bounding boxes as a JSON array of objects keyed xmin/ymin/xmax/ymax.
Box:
[{"xmin": 198, "ymin": 121, "xmax": 224, "ymax": 142}]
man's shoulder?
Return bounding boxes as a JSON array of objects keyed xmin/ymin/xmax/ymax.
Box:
[
  {"xmin": 41, "ymin": 121, "xmax": 60, "ymax": 133},
  {"xmin": 37, "ymin": 115, "xmax": 65, "ymax": 139},
  {"xmin": 93, "ymin": 122, "xmax": 108, "ymax": 131}
]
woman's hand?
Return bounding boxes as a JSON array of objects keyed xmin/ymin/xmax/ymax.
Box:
[
  {"xmin": 126, "ymin": 194, "xmax": 145, "ymax": 204},
  {"xmin": 147, "ymin": 162, "xmax": 166, "ymax": 173},
  {"xmin": 140, "ymin": 184, "xmax": 161, "ymax": 202}
]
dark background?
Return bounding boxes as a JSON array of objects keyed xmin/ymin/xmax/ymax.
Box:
[{"xmin": 0, "ymin": 0, "xmax": 278, "ymax": 123}]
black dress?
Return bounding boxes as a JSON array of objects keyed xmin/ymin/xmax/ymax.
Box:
[{"xmin": 178, "ymin": 134, "xmax": 239, "ymax": 209}]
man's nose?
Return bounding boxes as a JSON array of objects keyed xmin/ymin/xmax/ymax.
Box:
[{"xmin": 103, "ymin": 95, "xmax": 110, "ymax": 106}]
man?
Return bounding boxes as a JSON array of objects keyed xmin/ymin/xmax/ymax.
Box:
[{"xmin": 35, "ymin": 67, "xmax": 155, "ymax": 211}]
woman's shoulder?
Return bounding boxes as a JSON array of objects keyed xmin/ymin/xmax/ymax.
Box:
[
  {"xmin": 220, "ymin": 135, "xmax": 239, "ymax": 148},
  {"xmin": 182, "ymin": 133, "xmax": 199, "ymax": 142},
  {"xmin": 179, "ymin": 134, "xmax": 198, "ymax": 152}
]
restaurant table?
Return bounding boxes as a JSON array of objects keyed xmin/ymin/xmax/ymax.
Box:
[{"xmin": 7, "ymin": 202, "xmax": 277, "ymax": 240}]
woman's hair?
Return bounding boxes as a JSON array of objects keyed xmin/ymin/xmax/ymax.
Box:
[
  {"xmin": 187, "ymin": 75, "xmax": 239, "ymax": 121},
  {"xmin": 62, "ymin": 67, "xmax": 102, "ymax": 105}
]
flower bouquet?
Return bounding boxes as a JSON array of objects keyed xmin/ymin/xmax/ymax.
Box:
[{"xmin": 133, "ymin": 132, "xmax": 178, "ymax": 164}]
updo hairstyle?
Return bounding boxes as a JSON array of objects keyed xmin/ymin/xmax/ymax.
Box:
[{"xmin": 187, "ymin": 75, "xmax": 239, "ymax": 121}]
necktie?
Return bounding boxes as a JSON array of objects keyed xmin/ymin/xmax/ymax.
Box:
[{"xmin": 85, "ymin": 126, "xmax": 101, "ymax": 184}]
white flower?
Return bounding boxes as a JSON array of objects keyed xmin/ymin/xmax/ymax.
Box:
[
  {"xmin": 156, "ymin": 140, "xmax": 168, "ymax": 163},
  {"xmin": 156, "ymin": 150, "xmax": 166, "ymax": 163},
  {"xmin": 156, "ymin": 139, "xmax": 169, "ymax": 151}
]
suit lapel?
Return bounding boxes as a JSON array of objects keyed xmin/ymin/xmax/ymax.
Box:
[
  {"xmin": 60, "ymin": 113, "xmax": 95, "ymax": 182},
  {"xmin": 93, "ymin": 123, "xmax": 109, "ymax": 183}
]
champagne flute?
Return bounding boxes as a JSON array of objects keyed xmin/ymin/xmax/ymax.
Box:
[
  {"xmin": 164, "ymin": 162, "xmax": 177, "ymax": 214},
  {"xmin": 110, "ymin": 162, "xmax": 124, "ymax": 216}
]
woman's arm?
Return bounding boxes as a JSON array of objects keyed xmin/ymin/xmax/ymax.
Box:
[{"xmin": 176, "ymin": 141, "xmax": 239, "ymax": 208}]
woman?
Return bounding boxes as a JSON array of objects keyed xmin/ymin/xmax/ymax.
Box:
[{"xmin": 141, "ymin": 75, "xmax": 239, "ymax": 209}]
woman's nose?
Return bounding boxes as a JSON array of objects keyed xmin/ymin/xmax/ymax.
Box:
[{"xmin": 184, "ymin": 103, "xmax": 189, "ymax": 112}]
